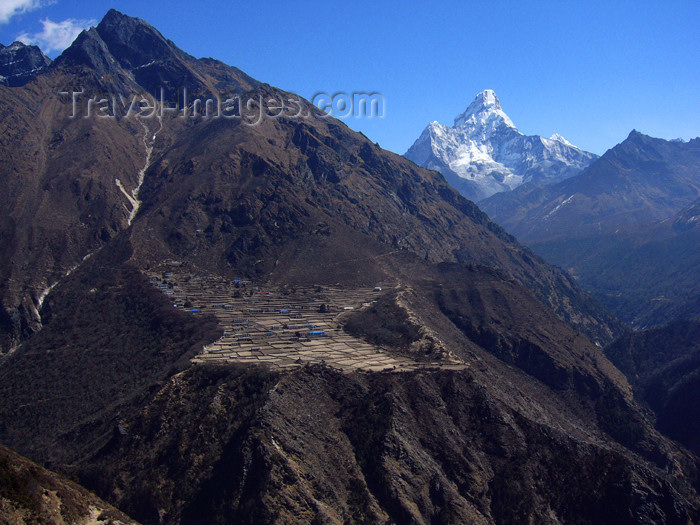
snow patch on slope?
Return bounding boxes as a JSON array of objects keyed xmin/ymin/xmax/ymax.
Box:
[
  {"xmin": 544, "ymin": 195, "xmax": 575, "ymax": 219},
  {"xmin": 115, "ymin": 114, "xmax": 163, "ymax": 226}
]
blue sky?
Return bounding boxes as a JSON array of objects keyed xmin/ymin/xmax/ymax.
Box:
[{"xmin": 1, "ymin": 0, "xmax": 698, "ymax": 156}]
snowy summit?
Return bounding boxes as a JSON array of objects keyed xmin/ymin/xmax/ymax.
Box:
[{"xmin": 405, "ymin": 90, "xmax": 597, "ymax": 201}]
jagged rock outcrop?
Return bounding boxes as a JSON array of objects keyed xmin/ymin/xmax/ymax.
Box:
[{"xmin": 0, "ymin": 41, "xmax": 50, "ymax": 86}]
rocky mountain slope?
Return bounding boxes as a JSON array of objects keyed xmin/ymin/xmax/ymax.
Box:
[
  {"xmin": 122, "ymin": 80, "xmax": 621, "ymax": 344},
  {"xmin": 0, "ymin": 443, "xmax": 139, "ymax": 525},
  {"xmin": 2, "ymin": 244, "xmax": 699, "ymax": 524},
  {"xmin": 0, "ymin": 8, "xmax": 259, "ymax": 352},
  {"xmin": 0, "ymin": 41, "xmax": 51, "ymax": 87},
  {"xmin": 54, "ymin": 9, "xmax": 259, "ymax": 99},
  {"xmin": 0, "ymin": 12, "xmax": 621, "ymax": 352},
  {"xmin": 80, "ymin": 363, "xmax": 698, "ymax": 524},
  {"xmin": 0, "ymin": 9, "xmax": 698, "ymax": 525},
  {"xmin": 405, "ymin": 90, "xmax": 596, "ymax": 201}
]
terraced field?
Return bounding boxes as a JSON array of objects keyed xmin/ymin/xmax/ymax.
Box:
[{"xmin": 148, "ymin": 270, "xmax": 465, "ymax": 373}]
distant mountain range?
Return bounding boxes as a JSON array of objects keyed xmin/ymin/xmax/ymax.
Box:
[
  {"xmin": 479, "ymin": 131, "xmax": 700, "ymax": 328},
  {"xmin": 480, "ymin": 130, "xmax": 700, "ymax": 243},
  {"xmin": 405, "ymin": 90, "xmax": 597, "ymax": 201},
  {"xmin": 534, "ymin": 195, "xmax": 700, "ymax": 328}
]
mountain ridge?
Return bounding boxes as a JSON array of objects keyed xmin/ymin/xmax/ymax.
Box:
[
  {"xmin": 533, "ymin": 195, "xmax": 700, "ymax": 328},
  {"xmin": 0, "ymin": 18, "xmax": 622, "ymax": 350},
  {"xmin": 481, "ymin": 130, "xmax": 700, "ymax": 243},
  {"xmin": 0, "ymin": 443, "xmax": 140, "ymax": 525},
  {"xmin": 52, "ymin": 9, "xmax": 259, "ymax": 98}
]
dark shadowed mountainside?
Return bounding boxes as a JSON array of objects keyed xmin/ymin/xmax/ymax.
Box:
[
  {"xmin": 532, "ymin": 196, "xmax": 700, "ymax": 327},
  {"xmin": 480, "ymin": 132, "xmax": 700, "ymax": 328},
  {"xmin": 606, "ymin": 319, "xmax": 700, "ymax": 454}
]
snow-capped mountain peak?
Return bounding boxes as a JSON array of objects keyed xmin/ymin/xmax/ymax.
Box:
[
  {"xmin": 453, "ymin": 89, "xmax": 517, "ymax": 131},
  {"xmin": 405, "ymin": 90, "xmax": 597, "ymax": 201},
  {"xmin": 461, "ymin": 89, "xmax": 500, "ymax": 116}
]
